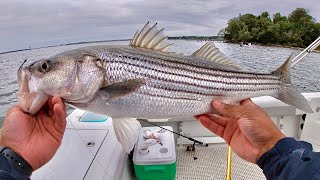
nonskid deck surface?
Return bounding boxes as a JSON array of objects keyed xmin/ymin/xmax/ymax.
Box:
[{"xmin": 175, "ymin": 144, "xmax": 266, "ymax": 180}]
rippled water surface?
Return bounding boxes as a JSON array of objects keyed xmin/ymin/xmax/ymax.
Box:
[{"xmin": 1, "ymin": 40, "xmax": 320, "ymax": 125}]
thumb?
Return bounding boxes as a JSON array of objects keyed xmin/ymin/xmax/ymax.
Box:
[
  {"xmin": 6, "ymin": 105, "xmax": 23, "ymax": 116},
  {"xmin": 52, "ymin": 97, "xmax": 67, "ymax": 133},
  {"xmin": 240, "ymin": 99, "xmax": 256, "ymax": 107},
  {"xmin": 212, "ymin": 100, "xmax": 245, "ymax": 119}
]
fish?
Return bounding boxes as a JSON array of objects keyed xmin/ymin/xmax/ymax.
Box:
[{"xmin": 17, "ymin": 22, "xmax": 313, "ymax": 153}]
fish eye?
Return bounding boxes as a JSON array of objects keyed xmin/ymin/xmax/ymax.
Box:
[{"xmin": 39, "ymin": 61, "xmax": 50, "ymax": 72}]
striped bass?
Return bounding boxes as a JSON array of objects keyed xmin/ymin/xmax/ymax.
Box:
[{"xmin": 17, "ymin": 22, "xmax": 312, "ymax": 153}]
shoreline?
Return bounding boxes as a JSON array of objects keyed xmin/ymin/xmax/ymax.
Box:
[
  {"xmin": 168, "ymin": 39, "xmax": 320, "ymax": 53},
  {"xmin": 221, "ymin": 41, "xmax": 320, "ymax": 53},
  {"xmin": 253, "ymin": 42, "xmax": 320, "ymax": 52}
]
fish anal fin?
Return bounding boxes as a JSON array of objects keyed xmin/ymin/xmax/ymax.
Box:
[
  {"xmin": 100, "ymin": 78, "xmax": 145, "ymax": 101},
  {"xmin": 193, "ymin": 42, "xmax": 242, "ymax": 70},
  {"xmin": 130, "ymin": 22, "xmax": 174, "ymax": 54},
  {"xmin": 112, "ymin": 118, "xmax": 141, "ymax": 153}
]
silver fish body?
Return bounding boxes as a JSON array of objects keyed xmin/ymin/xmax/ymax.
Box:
[{"xmin": 72, "ymin": 45, "xmax": 282, "ymax": 119}]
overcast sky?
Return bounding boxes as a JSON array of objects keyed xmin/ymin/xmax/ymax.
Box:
[{"xmin": 0, "ymin": 0, "xmax": 319, "ymax": 52}]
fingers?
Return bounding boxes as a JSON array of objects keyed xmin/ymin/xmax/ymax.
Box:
[
  {"xmin": 52, "ymin": 96, "xmax": 66, "ymax": 111},
  {"xmin": 212, "ymin": 100, "xmax": 245, "ymax": 119},
  {"xmin": 198, "ymin": 115, "xmax": 226, "ymax": 138},
  {"xmin": 194, "ymin": 115, "xmax": 202, "ymax": 120}
]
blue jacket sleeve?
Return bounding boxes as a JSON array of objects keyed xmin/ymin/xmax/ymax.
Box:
[
  {"xmin": 257, "ymin": 137, "xmax": 320, "ymax": 180},
  {"xmin": 0, "ymin": 155, "xmax": 30, "ymax": 180}
]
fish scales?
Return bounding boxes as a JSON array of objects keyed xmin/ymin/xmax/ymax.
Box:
[
  {"xmin": 101, "ymin": 47, "xmax": 281, "ymax": 88},
  {"xmin": 79, "ymin": 46, "xmax": 281, "ymax": 119}
]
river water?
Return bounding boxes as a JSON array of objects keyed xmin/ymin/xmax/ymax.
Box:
[{"xmin": 1, "ymin": 40, "xmax": 320, "ymax": 125}]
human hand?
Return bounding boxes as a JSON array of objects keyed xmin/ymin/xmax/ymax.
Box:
[
  {"xmin": 195, "ymin": 99, "xmax": 285, "ymax": 163},
  {"xmin": 1, "ymin": 96, "xmax": 66, "ymax": 170}
]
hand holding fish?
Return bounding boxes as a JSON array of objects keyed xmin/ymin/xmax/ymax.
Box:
[
  {"xmin": 1, "ymin": 96, "xmax": 66, "ymax": 170},
  {"xmin": 195, "ymin": 99, "xmax": 285, "ymax": 163}
]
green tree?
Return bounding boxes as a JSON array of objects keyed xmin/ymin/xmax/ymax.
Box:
[
  {"xmin": 261, "ymin": 12, "xmax": 270, "ymax": 19},
  {"xmin": 239, "ymin": 26, "xmax": 252, "ymax": 42},
  {"xmin": 239, "ymin": 14, "xmax": 256, "ymax": 31},
  {"xmin": 255, "ymin": 12, "xmax": 273, "ymax": 43},
  {"xmin": 223, "ymin": 8, "xmax": 320, "ymax": 48},
  {"xmin": 224, "ymin": 17, "xmax": 242, "ymax": 42},
  {"xmin": 288, "ymin": 8, "xmax": 316, "ymax": 47},
  {"xmin": 273, "ymin": 13, "xmax": 287, "ymax": 24},
  {"xmin": 288, "ymin": 8, "xmax": 314, "ymax": 24}
]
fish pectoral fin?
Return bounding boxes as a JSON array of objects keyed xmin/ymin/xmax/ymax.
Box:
[
  {"xmin": 100, "ymin": 78, "xmax": 145, "ymax": 101},
  {"xmin": 192, "ymin": 42, "xmax": 243, "ymax": 70},
  {"xmin": 113, "ymin": 118, "xmax": 141, "ymax": 153},
  {"xmin": 129, "ymin": 22, "xmax": 175, "ymax": 54}
]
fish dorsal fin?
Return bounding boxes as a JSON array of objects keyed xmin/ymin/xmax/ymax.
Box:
[
  {"xmin": 193, "ymin": 42, "xmax": 242, "ymax": 70},
  {"xmin": 130, "ymin": 22, "xmax": 173, "ymax": 53}
]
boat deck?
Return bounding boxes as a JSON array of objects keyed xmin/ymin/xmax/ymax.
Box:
[
  {"xmin": 175, "ymin": 145, "xmax": 265, "ymax": 180},
  {"xmin": 31, "ymin": 93, "xmax": 320, "ymax": 179},
  {"xmin": 31, "ymin": 109, "xmax": 266, "ymax": 180}
]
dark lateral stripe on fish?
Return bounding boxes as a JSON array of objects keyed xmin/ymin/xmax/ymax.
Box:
[
  {"xmin": 144, "ymin": 84, "xmax": 225, "ymax": 97},
  {"xmin": 143, "ymin": 80, "xmax": 278, "ymax": 93},
  {"xmin": 107, "ymin": 60, "xmax": 281, "ymax": 87},
  {"xmin": 107, "ymin": 63, "xmax": 279, "ymax": 93},
  {"xmin": 119, "ymin": 53, "xmax": 277, "ymax": 80},
  {"xmin": 107, "ymin": 61, "xmax": 281, "ymax": 93},
  {"xmin": 113, "ymin": 50, "xmax": 279, "ymax": 81},
  {"xmin": 112, "ymin": 63, "xmax": 280, "ymax": 93},
  {"xmin": 139, "ymin": 82, "xmax": 277, "ymax": 100},
  {"xmin": 137, "ymin": 91, "xmax": 200, "ymax": 101}
]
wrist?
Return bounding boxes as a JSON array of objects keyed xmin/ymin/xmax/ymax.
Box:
[
  {"xmin": 0, "ymin": 146, "xmax": 33, "ymax": 177},
  {"xmin": 10, "ymin": 146, "xmax": 42, "ymax": 171},
  {"xmin": 258, "ymin": 132, "xmax": 285, "ymax": 159}
]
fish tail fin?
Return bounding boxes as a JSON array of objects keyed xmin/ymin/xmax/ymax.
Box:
[
  {"xmin": 272, "ymin": 54, "xmax": 313, "ymax": 113},
  {"xmin": 113, "ymin": 118, "xmax": 141, "ymax": 153}
]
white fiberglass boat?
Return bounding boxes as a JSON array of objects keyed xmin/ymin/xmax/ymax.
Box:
[{"xmin": 31, "ymin": 92, "xmax": 320, "ymax": 180}]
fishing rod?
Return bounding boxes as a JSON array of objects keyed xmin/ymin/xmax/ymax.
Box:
[
  {"xmin": 291, "ymin": 36, "xmax": 320, "ymax": 67},
  {"xmin": 137, "ymin": 118, "xmax": 209, "ymax": 147}
]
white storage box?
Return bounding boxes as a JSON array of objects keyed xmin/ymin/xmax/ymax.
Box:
[{"xmin": 133, "ymin": 126, "xmax": 176, "ymax": 180}]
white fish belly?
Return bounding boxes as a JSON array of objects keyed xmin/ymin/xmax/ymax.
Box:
[{"xmin": 81, "ymin": 88, "xmax": 277, "ymax": 119}]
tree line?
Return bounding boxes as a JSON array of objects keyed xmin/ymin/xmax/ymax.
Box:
[{"xmin": 224, "ymin": 8, "xmax": 320, "ymax": 48}]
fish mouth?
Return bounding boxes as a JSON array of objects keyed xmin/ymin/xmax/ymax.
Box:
[{"xmin": 18, "ymin": 65, "xmax": 49, "ymax": 115}]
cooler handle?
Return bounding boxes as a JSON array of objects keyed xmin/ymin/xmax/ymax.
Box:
[{"xmin": 144, "ymin": 166, "xmax": 166, "ymax": 173}]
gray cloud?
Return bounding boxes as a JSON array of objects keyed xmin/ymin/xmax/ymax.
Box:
[{"xmin": 0, "ymin": 0, "xmax": 319, "ymax": 52}]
